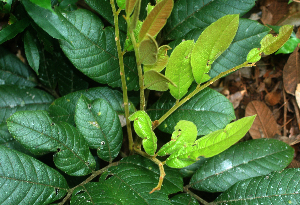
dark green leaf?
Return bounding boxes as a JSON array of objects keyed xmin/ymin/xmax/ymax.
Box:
[
  {"xmin": 0, "ymin": 46, "xmax": 37, "ymax": 87},
  {"xmin": 0, "ymin": 85, "xmax": 54, "ymax": 124},
  {"xmin": 58, "ymin": 9, "xmax": 139, "ymax": 90},
  {"xmin": 170, "ymin": 193, "xmax": 199, "ymax": 205},
  {"xmin": 147, "ymin": 86, "xmax": 235, "ymax": 136},
  {"xmin": 75, "ymin": 95, "xmax": 123, "ymax": 162},
  {"xmin": 38, "ymin": 48, "xmax": 58, "ymax": 89},
  {"xmin": 191, "ymin": 14, "xmax": 239, "ymax": 84},
  {"xmin": 71, "ymin": 156, "xmax": 182, "ymax": 204},
  {"xmin": 0, "ymin": 123, "xmax": 34, "ymax": 156},
  {"xmin": 0, "ymin": 18, "xmax": 30, "ymax": 44},
  {"xmin": 214, "ymin": 168, "xmax": 300, "ymax": 204},
  {"xmin": 22, "ymin": 0, "xmax": 69, "ymax": 40},
  {"xmin": 190, "ymin": 139, "xmax": 294, "ymax": 192},
  {"xmin": 84, "ymin": 0, "xmax": 127, "ymax": 32},
  {"xmin": 56, "ymin": 51, "xmax": 89, "ymax": 96},
  {"xmin": 165, "ymin": 40, "xmax": 194, "ymax": 99},
  {"xmin": 49, "ymin": 87, "xmax": 136, "ymax": 124},
  {"xmin": 7, "ymin": 110, "xmax": 96, "ymax": 176},
  {"xmin": 0, "ymin": 146, "xmax": 69, "ymax": 204},
  {"xmin": 163, "ymin": 0, "xmax": 255, "ymax": 40},
  {"xmin": 29, "ymin": 0, "xmax": 53, "ymax": 12},
  {"xmin": 24, "ymin": 29, "xmax": 41, "ymax": 75}
]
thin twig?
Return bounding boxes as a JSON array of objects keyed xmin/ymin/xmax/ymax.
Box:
[
  {"xmin": 134, "ymin": 148, "xmax": 166, "ymax": 194},
  {"xmin": 110, "ymin": 0, "xmax": 134, "ymax": 153},
  {"xmin": 58, "ymin": 162, "xmax": 119, "ymax": 205},
  {"xmin": 283, "ymin": 90, "xmax": 287, "ymax": 137},
  {"xmin": 183, "ymin": 186, "xmax": 209, "ymax": 205}
]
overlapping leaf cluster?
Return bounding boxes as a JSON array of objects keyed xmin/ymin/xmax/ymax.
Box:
[{"xmin": 0, "ymin": 0, "xmax": 297, "ymax": 204}]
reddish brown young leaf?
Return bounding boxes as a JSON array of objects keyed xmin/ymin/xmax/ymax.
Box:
[
  {"xmin": 138, "ymin": 0, "xmax": 173, "ymax": 42},
  {"xmin": 245, "ymin": 101, "xmax": 280, "ymax": 139},
  {"xmin": 126, "ymin": 0, "xmax": 137, "ymax": 16},
  {"xmin": 283, "ymin": 46, "xmax": 300, "ymax": 95}
]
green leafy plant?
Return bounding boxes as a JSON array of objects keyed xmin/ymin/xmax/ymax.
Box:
[{"xmin": 0, "ymin": 0, "xmax": 296, "ymax": 204}]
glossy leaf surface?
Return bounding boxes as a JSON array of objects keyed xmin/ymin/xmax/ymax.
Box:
[
  {"xmin": 148, "ymin": 86, "xmax": 235, "ymax": 136},
  {"xmin": 0, "ymin": 46, "xmax": 37, "ymax": 87},
  {"xmin": 0, "ymin": 18, "xmax": 30, "ymax": 44},
  {"xmin": 0, "ymin": 85, "xmax": 54, "ymax": 124},
  {"xmin": 170, "ymin": 193, "xmax": 199, "ymax": 205},
  {"xmin": 7, "ymin": 110, "xmax": 96, "ymax": 176},
  {"xmin": 190, "ymin": 139, "xmax": 294, "ymax": 192},
  {"xmin": 22, "ymin": 0, "xmax": 68, "ymax": 40},
  {"xmin": 166, "ymin": 116, "xmax": 256, "ymax": 168},
  {"xmin": 191, "ymin": 14, "xmax": 239, "ymax": 84},
  {"xmin": 0, "ymin": 146, "xmax": 69, "ymax": 205},
  {"xmin": 71, "ymin": 155, "xmax": 182, "ymax": 204},
  {"xmin": 75, "ymin": 95, "xmax": 122, "ymax": 162},
  {"xmin": 165, "ymin": 40, "xmax": 194, "ymax": 99},
  {"xmin": 163, "ymin": 0, "xmax": 255, "ymax": 40},
  {"xmin": 157, "ymin": 120, "xmax": 197, "ymax": 156},
  {"xmin": 214, "ymin": 169, "xmax": 300, "ymax": 204},
  {"xmin": 129, "ymin": 111, "xmax": 157, "ymax": 155},
  {"xmin": 58, "ymin": 9, "xmax": 138, "ymax": 90},
  {"xmin": 49, "ymin": 87, "xmax": 136, "ymax": 124},
  {"xmin": 24, "ymin": 30, "xmax": 40, "ymax": 75}
]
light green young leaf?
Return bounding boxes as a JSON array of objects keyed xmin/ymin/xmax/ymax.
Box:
[
  {"xmin": 157, "ymin": 120, "xmax": 197, "ymax": 156},
  {"xmin": 117, "ymin": 0, "xmax": 126, "ymax": 9},
  {"xmin": 144, "ymin": 70, "xmax": 175, "ymax": 91},
  {"xmin": 247, "ymin": 25, "xmax": 293, "ymax": 63},
  {"xmin": 144, "ymin": 45, "xmax": 171, "ymax": 72},
  {"xmin": 7, "ymin": 110, "xmax": 96, "ymax": 176},
  {"xmin": 165, "ymin": 40, "xmax": 194, "ymax": 99},
  {"xmin": 75, "ymin": 95, "xmax": 123, "ymax": 162},
  {"xmin": 166, "ymin": 115, "xmax": 256, "ymax": 168},
  {"xmin": 139, "ymin": 34, "xmax": 158, "ymax": 65},
  {"xmin": 129, "ymin": 111, "xmax": 157, "ymax": 155},
  {"xmin": 0, "ymin": 146, "xmax": 69, "ymax": 205},
  {"xmin": 261, "ymin": 25, "xmax": 293, "ymax": 55},
  {"xmin": 191, "ymin": 14, "xmax": 239, "ymax": 84},
  {"xmin": 138, "ymin": 0, "xmax": 173, "ymax": 42}
]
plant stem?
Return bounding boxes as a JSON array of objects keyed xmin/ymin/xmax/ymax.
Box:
[
  {"xmin": 58, "ymin": 162, "xmax": 119, "ymax": 205},
  {"xmin": 153, "ymin": 62, "xmax": 254, "ymax": 130},
  {"xmin": 183, "ymin": 186, "xmax": 209, "ymax": 205},
  {"xmin": 134, "ymin": 148, "xmax": 166, "ymax": 193},
  {"xmin": 110, "ymin": 0, "xmax": 134, "ymax": 153}
]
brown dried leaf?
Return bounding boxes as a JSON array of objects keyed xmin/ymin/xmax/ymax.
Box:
[
  {"xmin": 260, "ymin": 0, "xmax": 289, "ymax": 25},
  {"xmin": 245, "ymin": 101, "xmax": 280, "ymax": 139},
  {"xmin": 296, "ymin": 84, "xmax": 300, "ymax": 108},
  {"xmin": 283, "ymin": 46, "xmax": 300, "ymax": 95},
  {"xmin": 228, "ymin": 90, "xmax": 246, "ymax": 109},
  {"xmin": 138, "ymin": 0, "xmax": 173, "ymax": 41},
  {"xmin": 287, "ymin": 159, "xmax": 300, "ymax": 168},
  {"xmin": 126, "ymin": 0, "xmax": 137, "ymax": 16}
]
